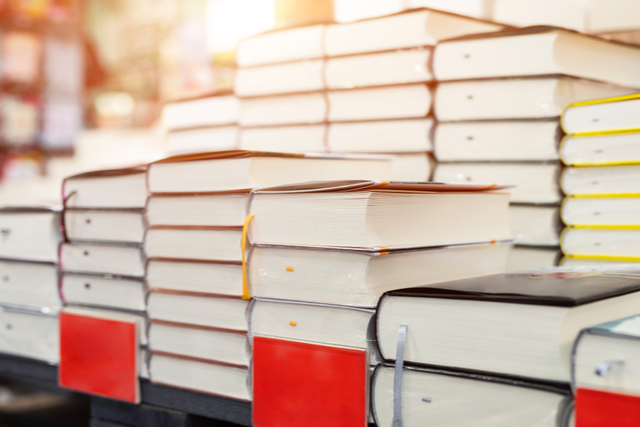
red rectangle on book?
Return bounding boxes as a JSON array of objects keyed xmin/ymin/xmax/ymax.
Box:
[
  {"xmin": 253, "ymin": 336, "xmax": 367, "ymax": 427},
  {"xmin": 576, "ymin": 388, "xmax": 640, "ymax": 427},
  {"xmin": 59, "ymin": 311, "xmax": 139, "ymax": 403}
]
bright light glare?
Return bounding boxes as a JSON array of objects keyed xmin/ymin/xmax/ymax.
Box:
[
  {"xmin": 95, "ymin": 92, "xmax": 135, "ymax": 117},
  {"xmin": 206, "ymin": 0, "xmax": 276, "ymax": 53}
]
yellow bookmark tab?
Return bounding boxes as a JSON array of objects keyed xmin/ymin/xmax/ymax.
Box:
[{"xmin": 241, "ymin": 214, "xmax": 255, "ymax": 300}]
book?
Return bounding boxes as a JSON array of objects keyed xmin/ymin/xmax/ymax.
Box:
[
  {"xmin": 146, "ymin": 193, "xmax": 249, "ymax": 228},
  {"xmin": 493, "ymin": 0, "xmax": 640, "ymax": 33},
  {"xmin": 148, "ymin": 321, "xmax": 249, "ymax": 367},
  {"xmin": 63, "ymin": 209, "xmax": 145, "ymax": 244},
  {"xmin": 509, "ymin": 205, "xmax": 561, "ymax": 247},
  {"xmin": 149, "ymin": 353, "xmax": 250, "ymax": 401},
  {"xmin": 146, "ymin": 259, "xmax": 243, "ymax": 297},
  {"xmin": 161, "ymin": 95, "xmax": 239, "ymax": 131},
  {"xmin": 376, "ymin": 270, "xmax": 640, "ymax": 383},
  {"xmin": 248, "ymin": 243, "xmax": 510, "ymax": 307},
  {"xmin": 239, "ymin": 92, "xmax": 326, "ymax": 126},
  {"xmin": 434, "ymin": 77, "xmax": 635, "ymax": 122},
  {"xmin": 144, "ymin": 227, "xmax": 243, "ymax": 262},
  {"xmin": 562, "ymin": 197, "xmax": 640, "ymax": 228},
  {"xmin": 328, "ymin": 118, "xmax": 433, "ymax": 153},
  {"xmin": 561, "ymin": 165, "xmax": 640, "ymax": 197},
  {"xmin": 0, "ymin": 207, "xmax": 60, "ymax": 263},
  {"xmin": 166, "ymin": 126, "xmax": 238, "ymax": 156},
  {"xmin": 234, "ymin": 60, "xmax": 324, "ymax": 97},
  {"xmin": 561, "ymin": 132, "xmax": 640, "ymax": 166},
  {"xmin": 0, "ymin": 259, "xmax": 60, "ymax": 312},
  {"xmin": 146, "ymin": 151, "xmax": 392, "ymax": 194},
  {"xmin": 561, "ymin": 94, "xmax": 640, "ymax": 136},
  {"xmin": 248, "ymin": 180, "xmax": 511, "ymax": 250},
  {"xmin": 60, "ymin": 273, "xmax": 146, "ymax": 312},
  {"xmin": 252, "ymin": 337, "xmax": 368, "ymax": 427},
  {"xmin": 388, "ymin": 153, "xmax": 432, "ymax": 181},
  {"xmin": 560, "ymin": 257, "xmax": 639, "ymax": 268},
  {"xmin": 561, "ymin": 228, "xmax": 640, "ymax": 261},
  {"xmin": 507, "ymin": 247, "xmax": 561, "ymax": 271},
  {"xmin": 0, "ymin": 307, "xmax": 58, "ymax": 363},
  {"xmin": 325, "ymin": 9, "xmax": 503, "ymax": 57},
  {"xmin": 236, "ymin": 24, "xmax": 326, "ymax": 67},
  {"xmin": 239, "ymin": 125, "xmax": 326, "ymax": 153},
  {"xmin": 60, "ymin": 242, "xmax": 145, "ymax": 278},
  {"xmin": 434, "ymin": 162, "xmax": 563, "ymax": 204},
  {"xmin": 63, "ymin": 167, "xmax": 148, "ymax": 209},
  {"xmin": 327, "ymin": 84, "xmax": 432, "ymax": 122},
  {"xmin": 147, "ymin": 291, "xmax": 248, "ymax": 332},
  {"xmin": 435, "ymin": 120, "xmax": 561, "ymax": 162},
  {"xmin": 408, "ymin": 0, "xmax": 493, "ymax": 19},
  {"xmin": 433, "ymin": 27, "xmax": 640, "ymax": 88},
  {"xmin": 372, "ymin": 364, "xmax": 573, "ymax": 427}
]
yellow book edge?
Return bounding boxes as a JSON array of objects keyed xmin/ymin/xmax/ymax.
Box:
[
  {"xmin": 561, "ymin": 254, "xmax": 640, "ymax": 263},
  {"xmin": 560, "ymin": 93, "xmax": 640, "ymax": 136}
]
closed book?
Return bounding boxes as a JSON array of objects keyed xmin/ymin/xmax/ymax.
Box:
[
  {"xmin": 561, "ymin": 228, "xmax": 640, "ymax": 261},
  {"xmin": 60, "ymin": 273, "xmax": 146, "ymax": 312},
  {"xmin": 560, "ymin": 132, "xmax": 640, "ymax": 166},
  {"xmin": 234, "ymin": 60, "xmax": 324, "ymax": 97},
  {"xmin": 0, "ymin": 307, "xmax": 58, "ymax": 363},
  {"xmin": 0, "ymin": 207, "xmax": 60, "ymax": 263},
  {"xmin": 63, "ymin": 167, "xmax": 148, "ymax": 209},
  {"xmin": 0, "ymin": 259, "xmax": 60, "ymax": 312},
  {"xmin": 507, "ymin": 246, "xmax": 560, "ymax": 272},
  {"xmin": 60, "ymin": 242, "xmax": 145, "ymax": 278},
  {"xmin": 562, "ymin": 197, "xmax": 640, "ymax": 228},
  {"xmin": 63, "ymin": 209, "xmax": 145, "ymax": 244},
  {"xmin": 248, "ymin": 180, "xmax": 512, "ymax": 251},
  {"xmin": 509, "ymin": 205, "xmax": 562, "ymax": 247},
  {"xmin": 166, "ymin": 126, "xmax": 238, "ymax": 156},
  {"xmin": 435, "ymin": 120, "xmax": 561, "ymax": 162},
  {"xmin": 433, "ymin": 26, "xmax": 640, "ymax": 89},
  {"xmin": 144, "ymin": 227, "xmax": 242, "ymax": 262},
  {"xmin": 161, "ymin": 95, "xmax": 239, "ymax": 131},
  {"xmin": 146, "ymin": 193, "xmax": 249, "ymax": 228},
  {"xmin": 239, "ymin": 93, "xmax": 326, "ymax": 126},
  {"xmin": 434, "ymin": 162, "xmax": 563, "ymax": 204},
  {"xmin": 376, "ymin": 270, "xmax": 640, "ymax": 383},
  {"xmin": 146, "ymin": 259, "xmax": 243, "ymax": 297},
  {"xmin": 561, "ymin": 165, "xmax": 640, "ymax": 197},
  {"xmin": 434, "ymin": 77, "xmax": 634, "ymax": 122},
  {"xmin": 328, "ymin": 118, "xmax": 433, "ymax": 153},
  {"xmin": 146, "ymin": 151, "xmax": 392, "ymax": 194},
  {"xmin": 248, "ymin": 243, "xmax": 510, "ymax": 307},
  {"xmin": 239, "ymin": 125, "xmax": 326, "ymax": 153},
  {"xmin": 561, "ymin": 93, "xmax": 640, "ymax": 136},
  {"xmin": 372, "ymin": 364, "xmax": 573, "ymax": 427}
]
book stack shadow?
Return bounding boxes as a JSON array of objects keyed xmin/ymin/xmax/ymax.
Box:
[
  {"xmin": 0, "ymin": 207, "xmax": 61, "ymax": 365},
  {"xmin": 430, "ymin": 26, "xmax": 640, "ymax": 271}
]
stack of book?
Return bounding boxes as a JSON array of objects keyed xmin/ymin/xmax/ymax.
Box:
[
  {"xmin": 431, "ymin": 26, "xmax": 640, "ymax": 270},
  {"xmin": 248, "ymin": 180, "xmax": 512, "ymax": 426},
  {"xmin": 0, "ymin": 207, "xmax": 61, "ymax": 364},
  {"xmin": 143, "ymin": 150, "xmax": 394, "ymax": 401},
  {"xmin": 234, "ymin": 8, "xmax": 505, "ymax": 181},
  {"xmin": 559, "ymin": 93, "xmax": 640, "ymax": 267},
  {"xmin": 161, "ymin": 94, "xmax": 239, "ymax": 156},
  {"xmin": 58, "ymin": 167, "xmax": 150, "ymax": 399},
  {"xmin": 373, "ymin": 270, "xmax": 640, "ymax": 426}
]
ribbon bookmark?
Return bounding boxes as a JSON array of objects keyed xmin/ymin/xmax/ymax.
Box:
[
  {"xmin": 241, "ymin": 214, "xmax": 255, "ymax": 300},
  {"xmin": 392, "ymin": 325, "xmax": 408, "ymax": 427}
]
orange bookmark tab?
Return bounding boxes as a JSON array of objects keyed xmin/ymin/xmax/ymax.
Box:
[{"xmin": 241, "ymin": 214, "xmax": 255, "ymax": 300}]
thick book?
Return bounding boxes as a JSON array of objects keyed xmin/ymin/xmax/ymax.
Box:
[
  {"xmin": 509, "ymin": 205, "xmax": 561, "ymax": 247},
  {"xmin": 248, "ymin": 243, "xmax": 510, "ymax": 307},
  {"xmin": 146, "ymin": 259, "xmax": 243, "ymax": 297},
  {"xmin": 562, "ymin": 197, "xmax": 640, "ymax": 228},
  {"xmin": 434, "ymin": 77, "xmax": 634, "ymax": 122},
  {"xmin": 253, "ymin": 337, "xmax": 368, "ymax": 427},
  {"xmin": 0, "ymin": 307, "xmax": 58, "ymax": 363},
  {"xmin": 0, "ymin": 259, "xmax": 60, "ymax": 312},
  {"xmin": 561, "ymin": 93, "xmax": 640, "ymax": 136},
  {"xmin": 60, "ymin": 273, "xmax": 146, "ymax": 312},
  {"xmin": 166, "ymin": 126, "xmax": 238, "ymax": 156},
  {"xmin": 376, "ymin": 270, "xmax": 640, "ymax": 383},
  {"xmin": 60, "ymin": 242, "xmax": 145, "ymax": 278},
  {"xmin": 324, "ymin": 8, "xmax": 503, "ymax": 57},
  {"xmin": 433, "ymin": 26, "xmax": 640, "ymax": 88},
  {"xmin": 63, "ymin": 209, "xmax": 145, "ymax": 244},
  {"xmin": 146, "ymin": 151, "xmax": 392, "ymax": 194},
  {"xmin": 372, "ymin": 364, "xmax": 573, "ymax": 427},
  {"xmin": 239, "ymin": 125, "xmax": 326, "ymax": 153},
  {"xmin": 561, "ymin": 228, "xmax": 640, "ymax": 261},
  {"xmin": 144, "ymin": 227, "xmax": 242, "ymax": 262},
  {"xmin": 328, "ymin": 118, "xmax": 433, "ymax": 153},
  {"xmin": 234, "ymin": 60, "xmax": 324, "ymax": 97},
  {"xmin": 63, "ymin": 167, "xmax": 148, "ymax": 209},
  {"xmin": 248, "ymin": 180, "xmax": 512, "ymax": 251},
  {"xmin": 148, "ymin": 321, "xmax": 249, "ymax": 367},
  {"xmin": 0, "ymin": 207, "xmax": 60, "ymax": 263},
  {"xmin": 507, "ymin": 246, "xmax": 560, "ymax": 272},
  {"xmin": 161, "ymin": 95, "xmax": 239, "ymax": 131},
  {"xmin": 560, "ymin": 132, "xmax": 640, "ymax": 166},
  {"xmin": 435, "ymin": 120, "xmax": 561, "ymax": 162},
  {"xmin": 146, "ymin": 193, "xmax": 249, "ymax": 228},
  {"xmin": 147, "ymin": 291, "xmax": 248, "ymax": 332},
  {"xmin": 561, "ymin": 165, "xmax": 640, "ymax": 197},
  {"xmin": 434, "ymin": 162, "xmax": 563, "ymax": 204},
  {"xmin": 239, "ymin": 93, "xmax": 326, "ymax": 126}
]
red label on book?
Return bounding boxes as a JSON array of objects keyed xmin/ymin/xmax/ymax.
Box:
[
  {"xmin": 576, "ymin": 387, "xmax": 640, "ymax": 427},
  {"xmin": 58, "ymin": 312, "xmax": 139, "ymax": 403},
  {"xmin": 253, "ymin": 337, "xmax": 367, "ymax": 427}
]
